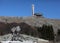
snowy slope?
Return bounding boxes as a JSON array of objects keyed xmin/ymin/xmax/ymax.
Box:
[{"xmin": 0, "ymin": 34, "xmax": 49, "ymax": 43}]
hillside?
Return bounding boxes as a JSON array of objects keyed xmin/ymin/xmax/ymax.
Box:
[
  {"xmin": 0, "ymin": 16, "xmax": 60, "ymax": 34},
  {"xmin": 0, "ymin": 16, "xmax": 60, "ymax": 43}
]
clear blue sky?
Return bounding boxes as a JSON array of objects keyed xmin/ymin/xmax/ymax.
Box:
[{"xmin": 0, "ymin": 0, "xmax": 60, "ymax": 19}]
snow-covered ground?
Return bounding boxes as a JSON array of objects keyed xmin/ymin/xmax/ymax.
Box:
[
  {"xmin": 0, "ymin": 34, "xmax": 49, "ymax": 43},
  {"xmin": 1, "ymin": 41, "xmax": 35, "ymax": 43}
]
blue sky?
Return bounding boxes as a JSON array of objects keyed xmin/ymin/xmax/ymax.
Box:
[{"xmin": 0, "ymin": 0, "xmax": 60, "ymax": 19}]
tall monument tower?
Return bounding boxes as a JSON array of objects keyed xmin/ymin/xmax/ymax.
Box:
[{"xmin": 32, "ymin": 4, "xmax": 34, "ymax": 16}]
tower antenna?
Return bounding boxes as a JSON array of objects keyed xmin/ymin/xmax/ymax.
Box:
[{"xmin": 32, "ymin": 4, "xmax": 34, "ymax": 16}]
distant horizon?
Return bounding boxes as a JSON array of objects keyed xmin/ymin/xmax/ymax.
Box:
[
  {"xmin": 0, "ymin": 0, "xmax": 60, "ymax": 19},
  {"xmin": 0, "ymin": 16, "xmax": 60, "ymax": 20}
]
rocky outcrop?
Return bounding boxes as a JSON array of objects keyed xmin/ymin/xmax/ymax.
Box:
[{"xmin": 0, "ymin": 22, "xmax": 39, "ymax": 37}]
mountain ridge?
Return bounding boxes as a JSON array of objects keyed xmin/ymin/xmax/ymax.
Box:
[{"xmin": 0, "ymin": 16, "xmax": 60, "ymax": 34}]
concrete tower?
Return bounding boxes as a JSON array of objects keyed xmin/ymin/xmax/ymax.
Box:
[{"xmin": 32, "ymin": 4, "xmax": 34, "ymax": 16}]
